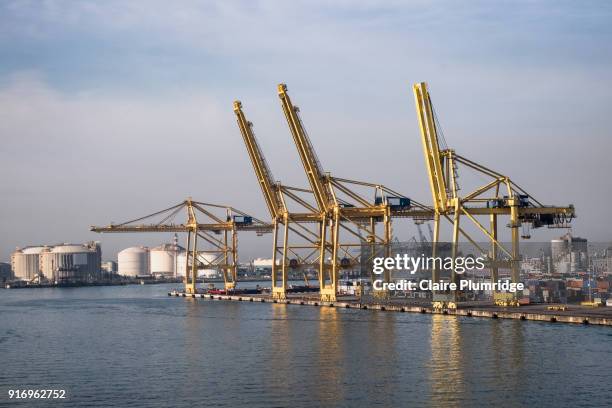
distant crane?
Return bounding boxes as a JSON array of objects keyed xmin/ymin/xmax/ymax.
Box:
[{"xmin": 416, "ymin": 223, "xmax": 427, "ymax": 245}]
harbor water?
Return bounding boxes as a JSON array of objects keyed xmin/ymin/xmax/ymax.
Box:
[{"xmin": 1, "ymin": 283, "xmax": 611, "ymax": 407}]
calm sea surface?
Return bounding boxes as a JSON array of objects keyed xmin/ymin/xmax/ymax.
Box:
[{"xmin": 1, "ymin": 283, "xmax": 611, "ymax": 407}]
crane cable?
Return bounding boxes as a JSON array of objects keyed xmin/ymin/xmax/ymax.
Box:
[{"xmin": 431, "ymin": 101, "xmax": 448, "ymax": 151}]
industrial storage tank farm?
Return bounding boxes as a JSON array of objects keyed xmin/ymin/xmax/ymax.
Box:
[{"xmin": 11, "ymin": 242, "xmax": 101, "ymax": 283}]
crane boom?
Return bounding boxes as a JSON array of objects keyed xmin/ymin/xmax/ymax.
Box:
[
  {"xmin": 278, "ymin": 83, "xmax": 333, "ymax": 211},
  {"xmin": 91, "ymin": 223, "xmax": 268, "ymax": 233},
  {"xmin": 413, "ymin": 82, "xmax": 448, "ymax": 212},
  {"xmin": 234, "ymin": 101, "xmax": 284, "ymax": 220}
]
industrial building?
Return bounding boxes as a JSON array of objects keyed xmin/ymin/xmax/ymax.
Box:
[
  {"xmin": 41, "ymin": 243, "xmax": 102, "ymax": 283},
  {"xmin": 252, "ymin": 258, "xmax": 276, "ymax": 271},
  {"xmin": 0, "ymin": 262, "xmax": 12, "ymax": 282},
  {"xmin": 101, "ymin": 261, "xmax": 118, "ymax": 274},
  {"xmin": 551, "ymin": 233, "xmax": 588, "ymax": 274},
  {"xmin": 11, "ymin": 242, "xmax": 101, "ymax": 283}
]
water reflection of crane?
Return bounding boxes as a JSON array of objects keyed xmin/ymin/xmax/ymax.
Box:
[
  {"xmin": 268, "ymin": 304, "xmax": 294, "ymax": 399},
  {"xmin": 428, "ymin": 315, "xmax": 464, "ymax": 407},
  {"xmin": 490, "ymin": 320, "xmax": 526, "ymax": 394},
  {"xmin": 314, "ymin": 307, "xmax": 344, "ymax": 405}
]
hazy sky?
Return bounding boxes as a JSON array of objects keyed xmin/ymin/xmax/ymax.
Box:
[{"xmin": 1, "ymin": 1, "xmax": 611, "ymax": 262}]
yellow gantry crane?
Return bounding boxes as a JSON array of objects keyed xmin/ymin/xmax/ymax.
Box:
[
  {"xmin": 91, "ymin": 199, "xmax": 271, "ymax": 294},
  {"xmin": 88, "ymin": 82, "xmax": 572, "ymax": 308},
  {"xmin": 413, "ymin": 82, "xmax": 575, "ymax": 306},
  {"xmin": 277, "ymin": 83, "xmax": 433, "ymax": 301},
  {"xmin": 234, "ymin": 101, "xmax": 323, "ymax": 300}
]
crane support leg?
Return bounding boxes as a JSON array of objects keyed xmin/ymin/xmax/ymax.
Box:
[
  {"xmin": 320, "ymin": 213, "xmax": 339, "ymax": 302},
  {"xmin": 184, "ymin": 229, "xmax": 193, "ymax": 294},
  {"xmin": 318, "ymin": 217, "xmax": 328, "ymax": 294},
  {"xmin": 492, "ymin": 198, "xmax": 521, "ymax": 307},
  {"xmin": 384, "ymin": 214, "xmax": 391, "ymax": 283},
  {"xmin": 510, "ymin": 200, "xmax": 520, "ymax": 286},
  {"xmin": 271, "ymin": 220, "xmax": 286, "ymax": 300},
  {"xmin": 451, "ymin": 203, "xmax": 461, "ymax": 301},
  {"xmin": 369, "ymin": 218, "xmax": 377, "ymax": 284},
  {"xmin": 275, "ymin": 218, "xmax": 290, "ymax": 299},
  {"xmin": 374, "ymin": 213, "xmax": 392, "ymax": 299},
  {"xmin": 432, "ymin": 213, "xmax": 440, "ymax": 284},
  {"xmin": 185, "ymin": 229, "xmax": 199, "ymax": 294},
  {"xmin": 490, "ymin": 214, "xmax": 498, "ymax": 288},
  {"xmin": 222, "ymin": 230, "xmax": 232, "ymax": 290},
  {"xmin": 225, "ymin": 229, "xmax": 237, "ymax": 290}
]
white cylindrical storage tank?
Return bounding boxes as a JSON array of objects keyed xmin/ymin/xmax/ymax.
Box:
[
  {"xmin": 11, "ymin": 246, "xmax": 45, "ymax": 281},
  {"xmin": 176, "ymin": 251, "xmax": 187, "ymax": 277},
  {"xmin": 198, "ymin": 253, "xmax": 218, "ymax": 278},
  {"xmin": 150, "ymin": 244, "xmax": 179, "ymax": 277},
  {"xmin": 118, "ymin": 247, "xmax": 150, "ymax": 277},
  {"xmin": 551, "ymin": 239, "xmax": 568, "ymax": 262},
  {"xmin": 175, "ymin": 252, "xmax": 217, "ymax": 278}
]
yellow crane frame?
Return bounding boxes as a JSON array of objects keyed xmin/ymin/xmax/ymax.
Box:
[
  {"xmin": 413, "ymin": 82, "xmax": 575, "ymax": 305},
  {"xmin": 234, "ymin": 101, "xmax": 324, "ymax": 300},
  {"xmin": 88, "ymin": 81, "xmax": 576, "ymax": 309},
  {"xmin": 277, "ymin": 84, "xmax": 433, "ymax": 301},
  {"xmin": 91, "ymin": 199, "xmax": 271, "ymax": 294}
]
